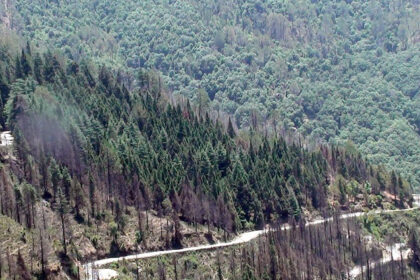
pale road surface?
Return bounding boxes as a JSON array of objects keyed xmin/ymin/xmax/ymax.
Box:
[
  {"xmin": 0, "ymin": 131, "xmax": 13, "ymax": 146},
  {"xmin": 414, "ymin": 194, "xmax": 420, "ymax": 206},
  {"xmin": 82, "ymin": 205, "xmax": 419, "ymax": 280},
  {"xmin": 349, "ymin": 243, "xmax": 411, "ymax": 279}
]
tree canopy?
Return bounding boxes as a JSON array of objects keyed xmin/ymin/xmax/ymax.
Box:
[{"xmin": 7, "ymin": 0, "xmax": 420, "ymax": 189}]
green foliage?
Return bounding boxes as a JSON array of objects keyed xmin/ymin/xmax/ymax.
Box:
[
  {"xmin": 10, "ymin": 0, "xmax": 420, "ymax": 189},
  {"xmin": 0, "ymin": 42, "xmax": 411, "ymax": 240},
  {"xmin": 69, "ymin": 262, "xmax": 79, "ymax": 278},
  {"xmin": 109, "ymin": 222, "xmax": 119, "ymax": 241},
  {"xmin": 361, "ymin": 211, "xmax": 420, "ymax": 243},
  {"xmin": 409, "ymin": 227, "xmax": 420, "ymax": 269},
  {"xmin": 135, "ymin": 231, "xmax": 143, "ymax": 245}
]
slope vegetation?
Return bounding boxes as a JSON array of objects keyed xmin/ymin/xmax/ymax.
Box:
[
  {"xmin": 6, "ymin": 0, "xmax": 420, "ymax": 188},
  {"xmin": 0, "ymin": 40, "xmax": 413, "ymax": 278}
]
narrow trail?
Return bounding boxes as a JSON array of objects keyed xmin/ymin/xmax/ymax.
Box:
[{"xmin": 82, "ymin": 206, "xmax": 419, "ymax": 280}]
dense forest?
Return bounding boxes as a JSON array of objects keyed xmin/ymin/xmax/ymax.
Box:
[
  {"xmin": 0, "ymin": 36, "xmax": 413, "ymax": 279},
  {"xmin": 3, "ymin": 0, "xmax": 420, "ymax": 189}
]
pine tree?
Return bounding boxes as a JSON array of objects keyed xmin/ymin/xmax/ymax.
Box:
[
  {"xmin": 33, "ymin": 53, "xmax": 43, "ymax": 83},
  {"xmin": 15, "ymin": 55, "xmax": 23, "ymax": 79},
  {"xmin": 74, "ymin": 182, "xmax": 85, "ymax": 221},
  {"xmin": 171, "ymin": 211, "xmax": 183, "ymax": 248},
  {"xmin": 0, "ymin": 71, "xmax": 10, "ymax": 104},
  {"xmin": 288, "ymin": 188, "xmax": 301, "ymax": 218},
  {"xmin": 20, "ymin": 50, "xmax": 32, "ymax": 77},
  {"xmin": 43, "ymin": 51, "xmax": 55, "ymax": 82},
  {"xmin": 88, "ymin": 173, "xmax": 96, "ymax": 219},
  {"xmin": 227, "ymin": 117, "xmax": 236, "ymax": 138},
  {"xmin": 25, "ymin": 41, "xmax": 31, "ymax": 56},
  {"xmin": 217, "ymin": 250, "xmax": 223, "ymax": 280},
  {"xmin": 56, "ymin": 187, "xmax": 70, "ymax": 255},
  {"xmin": 49, "ymin": 159, "xmax": 62, "ymax": 202},
  {"xmin": 62, "ymin": 168, "xmax": 72, "ymax": 202},
  {"xmin": 338, "ymin": 178, "xmax": 348, "ymax": 206},
  {"xmin": 16, "ymin": 250, "xmax": 31, "ymax": 280},
  {"xmin": 408, "ymin": 227, "xmax": 420, "ymax": 269},
  {"xmin": 391, "ymin": 171, "xmax": 398, "ymax": 199},
  {"xmin": 253, "ymin": 201, "xmax": 265, "ymax": 229},
  {"xmin": 138, "ymin": 69, "xmax": 149, "ymax": 89}
]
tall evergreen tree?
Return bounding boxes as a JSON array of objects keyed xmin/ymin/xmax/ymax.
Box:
[
  {"xmin": 227, "ymin": 117, "xmax": 236, "ymax": 138},
  {"xmin": 55, "ymin": 187, "xmax": 70, "ymax": 255},
  {"xmin": 409, "ymin": 227, "xmax": 420, "ymax": 269}
]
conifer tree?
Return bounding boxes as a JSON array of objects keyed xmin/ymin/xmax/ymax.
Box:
[
  {"xmin": 409, "ymin": 227, "xmax": 420, "ymax": 269},
  {"xmin": 33, "ymin": 53, "xmax": 43, "ymax": 83},
  {"xmin": 227, "ymin": 117, "xmax": 236, "ymax": 138},
  {"xmin": 20, "ymin": 50, "xmax": 32, "ymax": 77},
  {"xmin": 15, "ymin": 55, "xmax": 23, "ymax": 79},
  {"xmin": 338, "ymin": 178, "xmax": 348, "ymax": 206},
  {"xmin": 56, "ymin": 187, "xmax": 70, "ymax": 255}
]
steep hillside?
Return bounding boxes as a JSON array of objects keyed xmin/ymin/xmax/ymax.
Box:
[
  {"xmin": 5, "ymin": 0, "xmax": 420, "ymax": 188},
  {"xmin": 86, "ymin": 211, "xmax": 420, "ymax": 280},
  {"xmin": 0, "ymin": 39, "xmax": 413, "ymax": 279}
]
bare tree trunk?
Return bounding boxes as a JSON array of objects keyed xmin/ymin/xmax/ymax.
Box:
[
  {"xmin": 6, "ymin": 249, "xmax": 12, "ymax": 278},
  {"xmin": 60, "ymin": 212, "xmax": 67, "ymax": 255},
  {"xmin": 135, "ymin": 258, "xmax": 140, "ymax": 280},
  {"xmin": 146, "ymin": 209, "xmax": 149, "ymax": 230},
  {"xmin": 31, "ymin": 234, "xmax": 34, "ymax": 273},
  {"xmin": 39, "ymin": 228, "xmax": 46, "ymax": 277},
  {"xmin": 173, "ymin": 256, "xmax": 178, "ymax": 280}
]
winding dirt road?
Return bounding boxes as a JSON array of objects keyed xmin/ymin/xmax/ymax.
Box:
[
  {"xmin": 82, "ymin": 206, "xmax": 419, "ymax": 280},
  {"xmin": 349, "ymin": 243, "xmax": 411, "ymax": 279}
]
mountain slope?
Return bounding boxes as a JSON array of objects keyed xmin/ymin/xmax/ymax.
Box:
[
  {"xmin": 5, "ymin": 0, "xmax": 420, "ymax": 188},
  {"xmin": 0, "ymin": 40, "xmax": 413, "ymax": 278}
]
